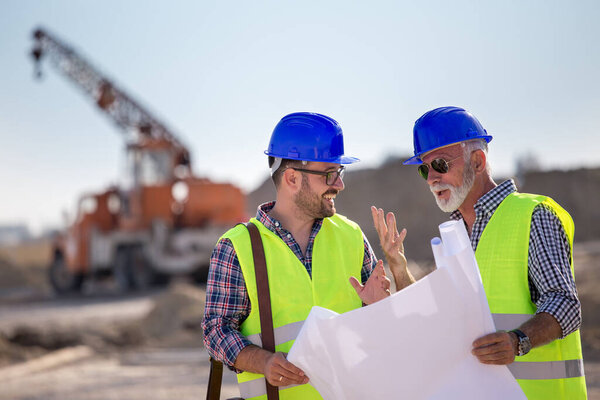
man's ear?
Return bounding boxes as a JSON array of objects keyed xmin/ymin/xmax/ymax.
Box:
[
  {"xmin": 471, "ymin": 150, "xmax": 487, "ymax": 174},
  {"xmin": 282, "ymin": 167, "xmax": 301, "ymax": 191}
]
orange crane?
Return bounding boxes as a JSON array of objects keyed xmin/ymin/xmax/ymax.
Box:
[{"xmin": 31, "ymin": 27, "xmax": 246, "ymax": 293}]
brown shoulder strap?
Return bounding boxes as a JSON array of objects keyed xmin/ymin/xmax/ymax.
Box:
[
  {"xmin": 246, "ymin": 221, "xmax": 279, "ymax": 400},
  {"xmin": 206, "ymin": 357, "xmax": 223, "ymax": 400},
  {"xmin": 206, "ymin": 222, "xmax": 279, "ymax": 400}
]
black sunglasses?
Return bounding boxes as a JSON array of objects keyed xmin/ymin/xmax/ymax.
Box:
[
  {"xmin": 291, "ymin": 166, "xmax": 345, "ymax": 186},
  {"xmin": 418, "ymin": 156, "xmax": 462, "ymax": 180}
]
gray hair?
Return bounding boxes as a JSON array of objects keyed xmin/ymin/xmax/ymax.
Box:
[{"xmin": 462, "ymin": 139, "xmax": 490, "ymax": 174}]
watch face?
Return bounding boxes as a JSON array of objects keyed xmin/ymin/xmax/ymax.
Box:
[{"xmin": 519, "ymin": 337, "xmax": 532, "ymax": 355}]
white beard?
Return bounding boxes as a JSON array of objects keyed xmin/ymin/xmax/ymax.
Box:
[{"xmin": 430, "ymin": 162, "xmax": 475, "ymax": 213}]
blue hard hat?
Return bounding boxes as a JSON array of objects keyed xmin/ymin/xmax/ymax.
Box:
[
  {"xmin": 403, "ymin": 106, "xmax": 493, "ymax": 165},
  {"xmin": 265, "ymin": 112, "xmax": 359, "ymax": 164}
]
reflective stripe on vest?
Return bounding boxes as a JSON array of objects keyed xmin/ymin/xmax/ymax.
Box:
[
  {"xmin": 223, "ymin": 214, "xmax": 365, "ymax": 400},
  {"xmin": 246, "ymin": 320, "xmax": 304, "ymax": 348},
  {"xmin": 507, "ymin": 359, "xmax": 585, "ymax": 380},
  {"xmin": 476, "ymin": 193, "xmax": 587, "ymax": 399}
]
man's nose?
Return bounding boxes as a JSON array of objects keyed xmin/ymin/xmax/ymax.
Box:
[
  {"xmin": 426, "ymin": 167, "xmax": 442, "ymax": 186},
  {"xmin": 332, "ymin": 174, "xmax": 345, "ymax": 191}
]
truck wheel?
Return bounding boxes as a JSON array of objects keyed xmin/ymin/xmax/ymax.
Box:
[{"xmin": 49, "ymin": 253, "xmax": 84, "ymax": 294}]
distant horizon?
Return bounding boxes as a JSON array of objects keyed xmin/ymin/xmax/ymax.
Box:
[{"xmin": 2, "ymin": 160, "xmax": 598, "ymax": 238}]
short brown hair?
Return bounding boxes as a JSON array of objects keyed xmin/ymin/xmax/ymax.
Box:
[{"xmin": 268, "ymin": 157, "xmax": 305, "ymax": 188}]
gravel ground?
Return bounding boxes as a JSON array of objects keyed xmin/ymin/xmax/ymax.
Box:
[{"xmin": 0, "ymin": 348, "xmax": 240, "ymax": 400}]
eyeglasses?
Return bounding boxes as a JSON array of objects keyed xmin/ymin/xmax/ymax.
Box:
[
  {"xmin": 417, "ymin": 156, "xmax": 462, "ymax": 180},
  {"xmin": 291, "ymin": 166, "xmax": 345, "ymax": 186}
]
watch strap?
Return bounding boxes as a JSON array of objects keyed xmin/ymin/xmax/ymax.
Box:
[{"xmin": 511, "ymin": 329, "xmax": 527, "ymax": 340}]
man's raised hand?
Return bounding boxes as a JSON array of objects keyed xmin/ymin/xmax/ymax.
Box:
[{"xmin": 371, "ymin": 206, "xmax": 414, "ymax": 290}]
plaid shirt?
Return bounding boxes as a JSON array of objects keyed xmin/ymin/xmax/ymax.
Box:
[
  {"xmin": 450, "ymin": 179, "xmax": 581, "ymax": 338},
  {"xmin": 202, "ymin": 201, "xmax": 377, "ymax": 368}
]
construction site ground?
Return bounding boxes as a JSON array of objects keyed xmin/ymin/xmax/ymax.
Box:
[
  {"xmin": 0, "ymin": 239, "xmax": 599, "ymax": 399},
  {"xmin": 0, "ymin": 283, "xmax": 240, "ymax": 400}
]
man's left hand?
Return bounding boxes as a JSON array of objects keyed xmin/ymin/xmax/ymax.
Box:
[
  {"xmin": 471, "ymin": 331, "xmax": 517, "ymax": 365},
  {"xmin": 350, "ymin": 260, "xmax": 391, "ymax": 305},
  {"xmin": 371, "ymin": 206, "xmax": 407, "ymax": 271}
]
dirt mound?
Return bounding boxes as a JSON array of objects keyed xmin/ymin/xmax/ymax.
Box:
[
  {"xmin": 0, "ymin": 334, "xmax": 47, "ymax": 368},
  {"xmin": 140, "ymin": 282, "xmax": 205, "ymax": 347},
  {"xmin": 0, "ymin": 320, "xmax": 146, "ymax": 367},
  {"xmin": 0, "ymin": 282, "xmax": 207, "ymax": 368}
]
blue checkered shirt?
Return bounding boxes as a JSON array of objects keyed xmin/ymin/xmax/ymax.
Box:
[
  {"xmin": 450, "ymin": 179, "xmax": 581, "ymax": 338},
  {"xmin": 202, "ymin": 201, "xmax": 377, "ymax": 368}
]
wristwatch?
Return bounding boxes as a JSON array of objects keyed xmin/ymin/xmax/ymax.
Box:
[{"xmin": 510, "ymin": 329, "xmax": 532, "ymax": 356}]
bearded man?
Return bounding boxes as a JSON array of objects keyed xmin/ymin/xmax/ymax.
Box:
[
  {"xmin": 202, "ymin": 112, "xmax": 413, "ymax": 400},
  {"xmin": 399, "ymin": 106, "xmax": 586, "ymax": 399}
]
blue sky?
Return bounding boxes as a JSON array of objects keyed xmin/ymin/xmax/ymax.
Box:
[{"xmin": 1, "ymin": 1, "xmax": 599, "ymax": 233}]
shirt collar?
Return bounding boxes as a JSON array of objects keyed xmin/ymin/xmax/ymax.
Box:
[
  {"xmin": 256, "ymin": 201, "xmax": 279, "ymax": 230},
  {"xmin": 450, "ymin": 179, "xmax": 517, "ymax": 220}
]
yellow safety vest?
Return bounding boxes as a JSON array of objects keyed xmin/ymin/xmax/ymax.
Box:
[
  {"xmin": 475, "ymin": 193, "xmax": 587, "ymax": 399},
  {"xmin": 223, "ymin": 214, "xmax": 365, "ymax": 400}
]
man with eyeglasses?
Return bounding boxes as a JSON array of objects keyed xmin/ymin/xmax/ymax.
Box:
[
  {"xmin": 397, "ymin": 106, "xmax": 585, "ymax": 399},
  {"xmin": 202, "ymin": 112, "xmax": 413, "ymax": 400}
]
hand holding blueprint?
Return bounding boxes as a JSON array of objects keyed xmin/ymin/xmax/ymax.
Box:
[{"xmin": 287, "ymin": 220, "xmax": 526, "ymax": 399}]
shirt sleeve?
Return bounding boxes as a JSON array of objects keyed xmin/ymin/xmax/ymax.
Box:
[
  {"xmin": 528, "ymin": 204, "xmax": 581, "ymax": 338},
  {"xmin": 361, "ymin": 233, "xmax": 378, "ymax": 284},
  {"xmin": 202, "ymin": 238, "xmax": 253, "ymax": 369}
]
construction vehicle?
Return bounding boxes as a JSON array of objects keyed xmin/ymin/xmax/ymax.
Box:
[{"xmin": 30, "ymin": 27, "xmax": 246, "ymax": 293}]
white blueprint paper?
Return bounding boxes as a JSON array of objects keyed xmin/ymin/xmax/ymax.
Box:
[{"xmin": 287, "ymin": 220, "xmax": 526, "ymax": 400}]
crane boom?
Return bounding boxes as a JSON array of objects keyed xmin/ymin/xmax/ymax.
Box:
[{"xmin": 30, "ymin": 27, "xmax": 188, "ymax": 156}]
